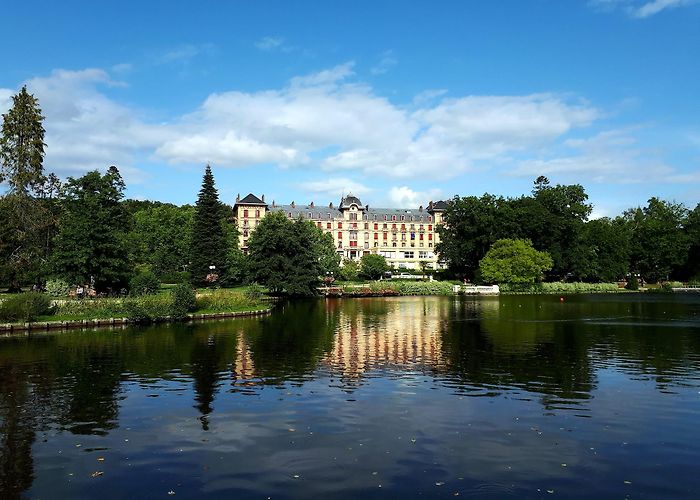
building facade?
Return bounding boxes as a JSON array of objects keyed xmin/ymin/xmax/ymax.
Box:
[{"xmin": 233, "ymin": 193, "xmax": 448, "ymax": 270}]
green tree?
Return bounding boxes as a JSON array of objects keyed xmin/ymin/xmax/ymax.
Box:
[
  {"xmin": 127, "ymin": 203, "xmax": 195, "ymax": 279},
  {"xmin": 684, "ymin": 203, "xmax": 700, "ymax": 280},
  {"xmin": 310, "ymin": 224, "xmax": 341, "ymax": 277},
  {"xmin": 478, "ymin": 238, "xmax": 553, "ymax": 284},
  {"xmin": 338, "ymin": 258, "xmax": 359, "ymax": 281},
  {"xmin": 436, "ymin": 194, "xmax": 508, "ymax": 278},
  {"xmin": 581, "ymin": 217, "xmax": 630, "ymax": 282},
  {"xmin": 189, "ymin": 165, "xmax": 228, "ymax": 285},
  {"xmin": 247, "ymin": 212, "xmax": 323, "ymax": 296},
  {"xmin": 0, "ymin": 86, "xmax": 46, "ymax": 195},
  {"xmin": 626, "ymin": 198, "xmax": 689, "ymax": 282},
  {"xmin": 50, "ymin": 167, "xmax": 131, "ymax": 291},
  {"xmin": 360, "ymin": 254, "xmax": 389, "ymax": 280}
]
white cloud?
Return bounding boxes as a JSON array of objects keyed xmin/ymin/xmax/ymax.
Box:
[
  {"xmin": 157, "ymin": 43, "xmax": 215, "ymax": 64},
  {"xmin": 297, "ymin": 177, "xmax": 373, "ymax": 201},
  {"xmin": 370, "ymin": 50, "xmax": 398, "ymax": 75},
  {"xmin": 255, "ymin": 36, "xmax": 286, "ymax": 51},
  {"xmin": 590, "ymin": 0, "xmax": 698, "ymax": 17},
  {"xmin": 387, "ymin": 186, "xmax": 442, "ymax": 208}
]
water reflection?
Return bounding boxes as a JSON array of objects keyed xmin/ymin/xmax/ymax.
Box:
[{"xmin": 0, "ymin": 295, "xmax": 699, "ymax": 499}]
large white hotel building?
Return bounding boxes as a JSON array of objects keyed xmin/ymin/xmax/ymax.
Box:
[{"xmin": 233, "ymin": 193, "xmax": 448, "ymax": 270}]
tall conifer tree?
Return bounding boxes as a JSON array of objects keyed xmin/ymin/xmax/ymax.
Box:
[{"xmin": 190, "ymin": 165, "xmax": 228, "ymax": 285}]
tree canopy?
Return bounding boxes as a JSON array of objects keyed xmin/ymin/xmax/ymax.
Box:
[
  {"xmin": 189, "ymin": 165, "xmax": 229, "ymax": 285},
  {"xmin": 50, "ymin": 167, "xmax": 131, "ymax": 291},
  {"xmin": 478, "ymin": 239, "xmax": 553, "ymax": 284},
  {"xmin": 360, "ymin": 254, "xmax": 389, "ymax": 280}
]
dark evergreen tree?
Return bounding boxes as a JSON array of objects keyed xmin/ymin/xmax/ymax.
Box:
[
  {"xmin": 189, "ymin": 165, "xmax": 228, "ymax": 285},
  {"xmin": 50, "ymin": 167, "xmax": 131, "ymax": 291}
]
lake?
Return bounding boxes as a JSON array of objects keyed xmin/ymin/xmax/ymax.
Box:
[{"xmin": 1, "ymin": 294, "xmax": 700, "ymax": 499}]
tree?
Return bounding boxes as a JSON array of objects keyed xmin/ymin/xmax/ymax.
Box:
[
  {"xmin": 436, "ymin": 194, "xmax": 508, "ymax": 278},
  {"xmin": 478, "ymin": 239, "xmax": 553, "ymax": 284},
  {"xmin": 189, "ymin": 165, "xmax": 228, "ymax": 285},
  {"xmin": 0, "ymin": 86, "xmax": 46, "ymax": 195},
  {"xmin": 683, "ymin": 203, "xmax": 700, "ymax": 280},
  {"xmin": 50, "ymin": 167, "xmax": 131, "ymax": 291},
  {"xmin": 246, "ymin": 212, "xmax": 323, "ymax": 296},
  {"xmin": 626, "ymin": 198, "xmax": 689, "ymax": 282},
  {"xmin": 360, "ymin": 254, "xmax": 389, "ymax": 280},
  {"xmin": 310, "ymin": 224, "xmax": 341, "ymax": 277},
  {"xmin": 127, "ymin": 203, "xmax": 195, "ymax": 279},
  {"xmin": 338, "ymin": 258, "xmax": 359, "ymax": 281},
  {"xmin": 581, "ymin": 217, "xmax": 630, "ymax": 282}
]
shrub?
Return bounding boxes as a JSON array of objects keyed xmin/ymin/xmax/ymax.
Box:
[
  {"xmin": 500, "ymin": 282, "xmax": 621, "ymax": 294},
  {"xmin": 625, "ymin": 275, "xmax": 639, "ymax": 291},
  {"xmin": 243, "ymin": 284, "xmax": 266, "ymax": 301},
  {"xmin": 195, "ymin": 289, "xmax": 265, "ymax": 312},
  {"xmin": 170, "ymin": 284, "xmax": 196, "ymax": 319},
  {"xmin": 159, "ymin": 271, "xmax": 190, "ymax": 284},
  {"xmin": 124, "ymin": 294, "xmax": 172, "ymax": 323},
  {"xmin": 338, "ymin": 259, "xmax": 359, "ymax": 281},
  {"xmin": 130, "ymin": 271, "xmax": 160, "ymax": 296},
  {"xmin": 0, "ymin": 292, "xmax": 53, "ymax": 322},
  {"xmin": 360, "ymin": 254, "xmax": 390, "ymax": 280},
  {"xmin": 45, "ymin": 279, "xmax": 71, "ymax": 297}
]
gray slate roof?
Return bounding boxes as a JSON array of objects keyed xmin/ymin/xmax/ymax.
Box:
[{"xmin": 236, "ymin": 193, "xmax": 267, "ymax": 206}]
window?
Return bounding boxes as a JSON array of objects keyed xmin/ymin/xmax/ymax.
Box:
[
  {"xmin": 364, "ymin": 223, "xmax": 369, "ymax": 229},
  {"xmin": 350, "ymin": 241, "xmax": 357, "ymax": 247},
  {"xmin": 243, "ymin": 220, "xmax": 249, "ymax": 227},
  {"xmin": 419, "ymin": 251, "xmax": 428, "ymax": 259},
  {"xmin": 327, "ymin": 222, "xmax": 331, "ymax": 229},
  {"xmin": 338, "ymin": 222, "xmax": 343, "ymax": 229},
  {"xmin": 317, "ymin": 222, "xmax": 322, "ymax": 228},
  {"xmin": 429, "ymin": 243, "xmax": 433, "ymax": 247},
  {"xmin": 255, "ymin": 210, "xmax": 260, "ymax": 218},
  {"xmin": 364, "ymin": 232, "xmax": 369, "ymax": 240},
  {"xmin": 374, "ymin": 233, "xmax": 378, "ymax": 240},
  {"xmin": 392, "ymin": 242, "xmax": 397, "ymax": 247},
  {"xmin": 384, "ymin": 215, "xmax": 388, "ymax": 221},
  {"xmin": 287, "ymin": 212, "xmax": 292, "ymax": 218},
  {"xmin": 338, "ymin": 232, "xmax": 342, "ymax": 239},
  {"xmin": 410, "ymin": 233, "xmax": 415, "ymax": 240},
  {"xmin": 352, "ymin": 223, "xmax": 358, "ymax": 229},
  {"xmin": 328, "ymin": 213, "xmax": 332, "ymax": 219},
  {"xmin": 428, "ymin": 225, "xmax": 433, "ymax": 231},
  {"xmin": 383, "ymin": 233, "xmax": 388, "ymax": 240},
  {"xmin": 383, "ymin": 223, "xmax": 388, "ymax": 230},
  {"xmin": 428, "ymin": 234, "xmax": 433, "ymax": 240},
  {"xmin": 401, "ymin": 224, "xmax": 405, "ymax": 230},
  {"xmin": 308, "ymin": 212, "xmax": 312, "ymax": 218},
  {"xmin": 350, "ymin": 231, "xmax": 358, "ymax": 240},
  {"xmin": 392, "ymin": 215, "xmax": 397, "ymax": 221},
  {"xmin": 401, "ymin": 215, "xmax": 405, "ymax": 221},
  {"xmin": 404, "ymin": 251, "xmax": 414, "ymax": 259},
  {"xmin": 392, "ymin": 224, "xmax": 397, "ymax": 230},
  {"xmin": 243, "ymin": 230, "xmax": 249, "ymax": 237},
  {"xmin": 350, "ymin": 213, "xmax": 358, "ymax": 221},
  {"xmin": 373, "ymin": 214, "xmax": 377, "ymax": 220},
  {"xmin": 374, "ymin": 242, "xmax": 379, "ymax": 247},
  {"xmin": 364, "ymin": 242, "xmax": 369, "ymax": 249},
  {"xmin": 419, "ymin": 234, "xmax": 424, "ymax": 240},
  {"xmin": 428, "ymin": 216, "xmax": 432, "ymax": 222},
  {"xmin": 243, "ymin": 209, "xmax": 249, "ymax": 218}
]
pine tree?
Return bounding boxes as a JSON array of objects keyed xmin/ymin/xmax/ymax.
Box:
[
  {"xmin": 0, "ymin": 86, "xmax": 46, "ymax": 195},
  {"xmin": 190, "ymin": 165, "xmax": 228, "ymax": 285}
]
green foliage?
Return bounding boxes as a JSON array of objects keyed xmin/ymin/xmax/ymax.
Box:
[
  {"xmin": 243, "ymin": 284, "xmax": 266, "ymax": 301},
  {"xmin": 189, "ymin": 165, "xmax": 229, "ymax": 285},
  {"xmin": 127, "ymin": 203, "xmax": 194, "ymax": 279},
  {"xmin": 169, "ymin": 284, "xmax": 196, "ymax": 319},
  {"xmin": 360, "ymin": 254, "xmax": 390, "ymax": 280},
  {"xmin": 626, "ymin": 198, "xmax": 690, "ymax": 282},
  {"xmin": 129, "ymin": 270, "xmax": 160, "ymax": 296},
  {"xmin": 246, "ymin": 212, "xmax": 325, "ymax": 296},
  {"xmin": 580, "ymin": 217, "xmax": 630, "ymax": 282},
  {"xmin": 52, "ymin": 298, "xmax": 127, "ymax": 319},
  {"xmin": 310, "ymin": 224, "xmax": 341, "ymax": 276},
  {"xmin": 123, "ymin": 295, "xmax": 172, "ymax": 322},
  {"xmin": 367, "ymin": 280, "xmax": 455, "ymax": 295},
  {"xmin": 50, "ymin": 167, "xmax": 131, "ymax": 291},
  {"xmin": 0, "ymin": 292, "xmax": 52, "ymax": 322},
  {"xmin": 499, "ymin": 282, "xmax": 621, "ymax": 294},
  {"xmin": 338, "ymin": 259, "xmax": 359, "ymax": 281},
  {"xmin": 45, "ymin": 279, "xmax": 70, "ymax": 297},
  {"xmin": 478, "ymin": 239, "xmax": 553, "ymax": 284},
  {"xmin": 0, "ymin": 86, "xmax": 46, "ymax": 195},
  {"xmin": 194, "ymin": 289, "xmax": 266, "ymax": 312},
  {"xmin": 625, "ymin": 275, "xmax": 639, "ymax": 290}
]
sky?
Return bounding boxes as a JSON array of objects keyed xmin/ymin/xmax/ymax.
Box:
[{"xmin": 0, "ymin": 0, "xmax": 699, "ymax": 216}]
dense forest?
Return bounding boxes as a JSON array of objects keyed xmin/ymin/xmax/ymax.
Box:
[{"xmin": 1, "ymin": 87, "xmax": 698, "ymax": 293}]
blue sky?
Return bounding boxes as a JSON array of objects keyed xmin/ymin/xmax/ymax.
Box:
[{"xmin": 1, "ymin": 0, "xmax": 698, "ymax": 216}]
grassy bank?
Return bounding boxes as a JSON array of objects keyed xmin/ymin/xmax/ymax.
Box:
[
  {"xmin": 1, "ymin": 287, "xmax": 270, "ymax": 325},
  {"xmin": 499, "ymin": 282, "xmax": 623, "ymax": 294}
]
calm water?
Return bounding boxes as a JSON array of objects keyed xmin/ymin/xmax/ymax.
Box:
[{"xmin": 1, "ymin": 295, "xmax": 700, "ymax": 499}]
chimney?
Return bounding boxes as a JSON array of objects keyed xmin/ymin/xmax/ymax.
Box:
[
  {"xmin": 365, "ymin": 204, "xmax": 369, "ymax": 211},
  {"xmin": 310, "ymin": 201, "xmax": 314, "ymax": 208},
  {"xmin": 261, "ymin": 194, "xmax": 265, "ymax": 202},
  {"xmin": 329, "ymin": 202, "xmax": 334, "ymax": 208},
  {"xmin": 428, "ymin": 201, "xmax": 433, "ymax": 210},
  {"xmin": 419, "ymin": 205, "xmax": 423, "ymax": 212},
  {"xmin": 272, "ymin": 200, "xmax": 276, "ymax": 208},
  {"xmin": 236, "ymin": 193, "xmax": 240, "ymax": 203},
  {"xmin": 291, "ymin": 201, "xmax": 295, "ymax": 208}
]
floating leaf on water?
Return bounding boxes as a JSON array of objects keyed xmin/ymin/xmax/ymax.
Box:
[
  {"xmin": 97, "ymin": 457, "xmax": 105, "ymax": 462},
  {"xmin": 624, "ymin": 480, "xmax": 632, "ymax": 484},
  {"xmin": 293, "ymin": 474, "xmax": 300, "ymax": 479},
  {"xmin": 91, "ymin": 471, "xmax": 103, "ymax": 478},
  {"xmin": 547, "ymin": 490, "xmax": 554, "ymax": 494},
  {"xmin": 435, "ymin": 481, "xmax": 445, "ymax": 486}
]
